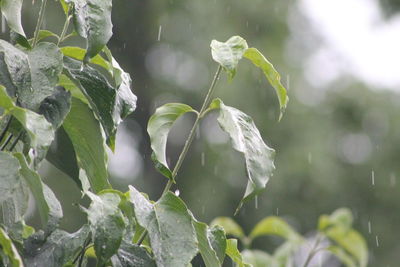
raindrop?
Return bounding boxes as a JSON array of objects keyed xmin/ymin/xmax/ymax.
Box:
[
  {"xmin": 286, "ymin": 74, "xmax": 290, "ymax": 91},
  {"xmin": 123, "ymin": 43, "xmax": 126, "ymax": 49},
  {"xmin": 375, "ymin": 235, "xmax": 379, "ymax": 247},
  {"xmin": 1, "ymin": 14, "xmax": 5, "ymax": 34},
  {"xmin": 201, "ymin": 205, "xmax": 205, "ymax": 215},
  {"xmin": 308, "ymin": 152, "xmax": 312, "ymax": 164},
  {"xmin": 157, "ymin": 25, "xmax": 162, "ymax": 41},
  {"xmin": 174, "ymin": 189, "xmax": 180, "ymax": 196},
  {"xmin": 255, "ymin": 196, "xmax": 258, "ymax": 209},
  {"xmin": 276, "ymin": 207, "xmax": 279, "ymax": 216},
  {"xmin": 213, "ymin": 165, "xmax": 218, "ymax": 175},
  {"xmin": 80, "ymin": 64, "xmax": 84, "ymax": 72},
  {"xmin": 390, "ymin": 173, "xmax": 396, "ymax": 187},
  {"xmin": 368, "ymin": 221, "xmax": 371, "ymax": 234},
  {"xmin": 196, "ymin": 127, "xmax": 200, "ymax": 139},
  {"xmin": 201, "ymin": 152, "xmax": 205, "ymax": 166},
  {"xmin": 371, "ymin": 170, "xmax": 375, "ymax": 186},
  {"xmin": 246, "ymin": 21, "xmax": 249, "ymax": 28}
]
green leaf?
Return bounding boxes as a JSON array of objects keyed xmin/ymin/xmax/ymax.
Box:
[
  {"xmin": 67, "ymin": 0, "xmax": 113, "ymax": 62},
  {"xmin": 193, "ymin": 221, "xmax": 226, "ymax": 267},
  {"xmin": 23, "ymin": 226, "xmax": 89, "ymax": 267},
  {"xmin": 58, "ymin": 74, "xmax": 87, "ymax": 104},
  {"xmin": 211, "ymin": 217, "xmax": 245, "ymax": 239},
  {"xmin": 39, "ymin": 86, "xmax": 71, "ymax": 129},
  {"xmin": 249, "ymin": 216, "xmax": 301, "ymax": 242},
  {"xmin": 0, "ymin": 227, "xmax": 24, "ymax": 267},
  {"xmin": 129, "ymin": 186, "xmax": 198, "ymax": 267},
  {"xmin": 85, "ymin": 192, "xmax": 125, "ymax": 266},
  {"xmin": 19, "ymin": 42, "xmax": 63, "ymax": 112},
  {"xmin": 63, "ymin": 56, "xmax": 136, "ymax": 150},
  {"xmin": 63, "ymin": 97, "xmax": 111, "ymax": 193},
  {"xmin": 318, "ymin": 208, "xmax": 353, "ymax": 231},
  {"xmin": 327, "ymin": 246, "xmax": 357, "ymax": 267},
  {"xmin": 0, "ymin": 86, "xmax": 54, "ymax": 165},
  {"xmin": 111, "ymin": 239, "xmax": 156, "ymax": 267},
  {"xmin": 147, "ymin": 103, "xmax": 197, "ymax": 180},
  {"xmin": 0, "ymin": 0, "xmax": 25, "ymax": 37},
  {"xmin": 60, "ymin": 46, "xmax": 111, "ymax": 71},
  {"xmin": 211, "ymin": 99, "xmax": 275, "ymax": 213},
  {"xmin": 243, "ymin": 48, "xmax": 288, "ymax": 118},
  {"xmin": 225, "ymin": 239, "xmax": 251, "ymax": 267},
  {"xmin": 41, "ymin": 183, "xmax": 63, "ymax": 233},
  {"xmin": 241, "ymin": 250, "xmax": 277, "ymax": 267},
  {"xmin": 210, "ymin": 36, "xmax": 248, "ymax": 79},
  {"xmin": 35, "ymin": 30, "xmax": 59, "ymax": 43},
  {"xmin": 60, "ymin": 0, "xmax": 70, "ymax": 15}
]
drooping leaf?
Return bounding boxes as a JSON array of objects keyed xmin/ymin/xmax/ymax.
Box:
[
  {"xmin": 0, "ymin": 227, "xmax": 24, "ymax": 267},
  {"xmin": 63, "ymin": 56, "xmax": 136, "ymax": 150},
  {"xmin": 241, "ymin": 250, "xmax": 278, "ymax": 267},
  {"xmin": 60, "ymin": 46, "xmax": 111, "ymax": 71},
  {"xmin": 63, "ymin": 97, "xmax": 111, "ymax": 193},
  {"xmin": 31, "ymin": 30, "xmax": 60, "ymax": 43},
  {"xmin": 249, "ymin": 216, "xmax": 301, "ymax": 242},
  {"xmin": 0, "ymin": 0, "xmax": 25, "ymax": 37},
  {"xmin": 85, "ymin": 192, "xmax": 125, "ymax": 266},
  {"xmin": 225, "ymin": 239, "xmax": 251, "ymax": 267},
  {"xmin": 111, "ymin": 239, "xmax": 156, "ymax": 267},
  {"xmin": 18, "ymin": 42, "xmax": 63, "ymax": 112},
  {"xmin": 211, "ymin": 217, "xmax": 245, "ymax": 240},
  {"xmin": 243, "ymin": 48, "xmax": 288, "ymax": 118},
  {"xmin": 129, "ymin": 186, "xmax": 198, "ymax": 267},
  {"xmin": 211, "ymin": 98, "xmax": 275, "ymax": 213},
  {"xmin": 67, "ymin": 0, "xmax": 113, "ymax": 62},
  {"xmin": 39, "ymin": 86, "xmax": 71, "ymax": 128},
  {"xmin": 210, "ymin": 36, "xmax": 248, "ymax": 79},
  {"xmin": 327, "ymin": 246, "xmax": 357, "ymax": 267},
  {"xmin": 147, "ymin": 103, "xmax": 197, "ymax": 180},
  {"xmin": 193, "ymin": 221, "xmax": 226, "ymax": 267},
  {"xmin": 0, "ymin": 86, "xmax": 54, "ymax": 164},
  {"xmin": 23, "ymin": 226, "xmax": 89, "ymax": 267},
  {"xmin": 41, "ymin": 183, "xmax": 63, "ymax": 234}
]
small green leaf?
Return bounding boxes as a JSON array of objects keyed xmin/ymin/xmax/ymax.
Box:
[
  {"xmin": 129, "ymin": 186, "xmax": 198, "ymax": 267},
  {"xmin": 211, "ymin": 217, "xmax": 245, "ymax": 239},
  {"xmin": 67, "ymin": 0, "xmax": 113, "ymax": 62},
  {"xmin": 111, "ymin": 239, "xmax": 156, "ymax": 267},
  {"xmin": 241, "ymin": 250, "xmax": 277, "ymax": 267},
  {"xmin": 318, "ymin": 208, "xmax": 353, "ymax": 231},
  {"xmin": 39, "ymin": 86, "xmax": 71, "ymax": 129},
  {"xmin": 0, "ymin": 227, "xmax": 24, "ymax": 267},
  {"xmin": 327, "ymin": 246, "xmax": 357, "ymax": 267},
  {"xmin": 60, "ymin": 46, "xmax": 111, "ymax": 71},
  {"xmin": 63, "ymin": 97, "xmax": 111, "ymax": 193},
  {"xmin": 147, "ymin": 103, "xmax": 197, "ymax": 180},
  {"xmin": 36, "ymin": 30, "xmax": 59, "ymax": 42},
  {"xmin": 211, "ymin": 99, "xmax": 275, "ymax": 213},
  {"xmin": 243, "ymin": 48, "xmax": 288, "ymax": 118},
  {"xmin": 225, "ymin": 239, "xmax": 251, "ymax": 267},
  {"xmin": 60, "ymin": 0, "xmax": 70, "ymax": 15},
  {"xmin": 210, "ymin": 36, "xmax": 248, "ymax": 79},
  {"xmin": 85, "ymin": 192, "xmax": 125, "ymax": 266},
  {"xmin": 249, "ymin": 216, "xmax": 301, "ymax": 242},
  {"xmin": 0, "ymin": 0, "xmax": 25, "ymax": 37}
]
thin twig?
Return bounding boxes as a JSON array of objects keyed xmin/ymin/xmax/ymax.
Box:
[
  {"xmin": 9, "ymin": 131, "xmax": 23, "ymax": 151},
  {"xmin": 0, "ymin": 134, "xmax": 13, "ymax": 151},
  {"xmin": 32, "ymin": 0, "xmax": 48, "ymax": 47},
  {"xmin": 302, "ymin": 234, "xmax": 323, "ymax": 267},
  {"xmin": 0, "ymin": 116, "xmax": 12, "ymax": 144},
  {"xmin": 57, "ymin": 14, "xmax": 71, "ymax": 46}
]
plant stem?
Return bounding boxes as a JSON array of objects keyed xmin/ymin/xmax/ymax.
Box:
[
  {"xmin": 0, "ymin": 134, "xmax": 13, "ymax": 151},
  {"xmin": 32, "ymin": 0, "xmax": 48, "ymax": 47},
  {"xmin": 9, "ymin": 131, "xmax": 23, "ymax": 151},
  {"xmin": 302, "ymin": 234, "xmax": 323, "ymax": 267},
  {"xmin": 0, "ymin": 116, "xmax": 12, "ymax": 144},
  {"xmin": 57, "ymin": 15, "xmax": 71, "ymax": 46},
  {"xmin": 137, "ymin": 65, "xmax": 222, "ymax": 246}
]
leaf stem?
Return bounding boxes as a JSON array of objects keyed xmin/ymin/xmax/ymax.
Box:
[
  {"xmin": 0, "ymin": 134, "xmax": 13, "ymax": 151},
  {"xmin": 0, "ymin": 116, "xmax": 12, "ymax": 144},
  {"xmin": 57, "ymin": 14, "xmax": 71, "ymax": 46},
  {"xmin": 302, "ymin": 234, "xmax": 323, "ymax": 267},
  {"xmin": 9, "ymin": 131, "xmax": 23, "ymax": 151},
  {"xmin": 32, "ymin": 0, "xmax": 48, "ymax": 47}
]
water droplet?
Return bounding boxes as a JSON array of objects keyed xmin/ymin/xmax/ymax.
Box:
[
  {"xmin": 375, "ymin": 235, "xmax": 379, "ymax": 247},
  {"xmin": 390, "ymin": 173, "xmax": 396, "ymax": 187},
  {"xmin": 213, "ymin": 165, "xmax": 218, "ymax": 175},
  {"xmin": 201, "ymin": 152, "xmax": 205, "ymax": 166},
  {"xmin": 174, "ymin": 189, "xmax": 180, "ymax": 196},
  {"xmin": 255, "ymin": 196, "xmax": 258, "ymax": 209},
  {"xmin": 201, "ymin": 206, "xmax": 205, "ymax": 214},
  {"xmin": 276, "ymin": 207, "xmax": 279, "ymax": 216},
  {"xmin": 196, "ymin": 127, "xmax": 200, "ymax": 139},
  {"xmin": 308, "ymin": 152, "xmax": 312, "ymax": 164},
  {"xmin": 371, "ymin": 170, "xmax": 375, "ymax": 186},
  {"xmin": 1, "ymin": 14, "xmax": 5, "ymax": 34},
  {"xmin": 368, "ymin": 221, "xmax": 371, "ymax": 234},
  {"xmin": 286, "ymin": 74, "xmax": 290, "ymax": 91},
  {"xmin": 157, "ymin": 25, "xmax": 162, "ymax": 41}
]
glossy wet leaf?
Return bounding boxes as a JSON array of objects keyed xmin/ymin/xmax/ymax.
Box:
[
  {"xmin": 211, "ymin": 98, "xmax": 275, "ymax": 213},
  {"xmin": 0, "ymin": 152, "xmax": 26, "ymax": 205},
  {"xmin": 0, "ymin": 227, "xmax": 24, "ymax": 267},
  {"xmin": 243, "ymin": 48, "xmax": 288, "ymax": 118},
  {"xmin": 39, "ymin": 86, "xmax": 71, "ymax": 128},
  {"xmin": 241, "ymin": 250, "xmax": 277, "ymax": 267},
  {"xmin": 0, "ymin": 0, "xmax": 25, "ymax": 37},
  {"xmin": 111, "ymin": 239, "xmax": 156, "ymax": 267},
  {"xmin": 63, "ymin": 57, "xmax": 136, "ymax": 150},
  {"xmin": 147, "ymin": 103, "xmax": 196, "ymax": 179},
  {"xmin": 211, "ymin": 217, "xmax": 245, "ymax": 239},
  {"xmin": 67, "ymin": 0, "xmax": 113, "ymax": 62},
  {"xmin": 129, "ymin": 186, "xmax": 198, "ymax": 267},
  {"xmin": 0, "ymin": 86, "xmax": 54, "ymax": 164},
  {"xmin": 63, "ymin": 97, "xmax": 111, "ymax": 193},
  {"xmin": 193, "ymin": 221, "xmax": 226, "ymax": 267},
  {"xmin": 60, "ymin": 46, "xmax": 110, "ymax": 71},
  {"xmin": 23, "ymin": 226, "xmax": 89, "ymax": 267},
  {"xmin": 249, "ymin": 216, "xmax": 301, "ymax": 242},
  {"xmin": 226, "ymin": 239, "xmax": 251, "ymax": 267},
  {"xmin": 85, "ymin": 192, "xmax": 125, "ymax": 266},
  {"xmin": 210, "ymin": 36, "xmax": 248, "ymax": 79}
]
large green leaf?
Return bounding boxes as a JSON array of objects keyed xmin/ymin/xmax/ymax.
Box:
[
  {"xmin": 67, "ymin": 0, "xmax": 113, "ymax": 62},
  {"xmin": 38, "ymin": 86, "xmax": 71, "ymax": 129},
  {"xmin": 211, "ymin": 98, "xmax": 275, "ymax": 213},
  {"xmin": 0, "ymin": 152, "xmax": 26, "ymax": 205},
  {"xmin": 225, "ymin": 239, "xmax": 251, "ymax": 267},
  {"xmin": 211, "ymin": 217, "xmax": 245, "ymax": 240},
  {"xmin": 0, "ymin": 0, "xmax": 25, "ymax": 37},
  {"xmin": 60, "ymin": 46, "xmax": 111, "ymax": 71},
  {"xmin": 23, "ymin": 226, "xmax": 89, "ymax": 267},
  {"xmin": 243, "ymin": 48, "xmax": 288, "ymax": 118},
  {"xmin": 0, "ymin": 86, "xmax": 54, "ymax": 165},
  {"xmin": 129, "ymin": 186, "xmax": 198, "ymax": 267},
  {"xmin": 85, "ymin": 192, "xmax": 125, "ymax": 266},
  {"xmin": 241, "ymin": 250, "xmax": 277, "ymax": 267},
  {"xmin": 63, "ymin": 57, "xmax": 136, "ymax": 150},
  {"xmin": 111, "ymin": 239, "xmax": 156, "ymax": 267},
  {"xmin": 249, "ymin": 216, "xmax": 301, "ymax": 242},
  {"xmin": 0, "ymin": 227, "xmax": 24, "ymax": 267},
  {"xmin": 147, "ymin": 103, "xmax": 197, "ymax": 180},
  {"xmin": 210, "ymin": 36, "xmax": 248, "ymax": 79},
  {"xmin": 63, "ymin": 97, "xmax": 111, "ymax": 193}
]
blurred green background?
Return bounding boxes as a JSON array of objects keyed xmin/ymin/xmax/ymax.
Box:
[{"xmin": 14, "ymin": 0, "xmax": 400, "ymax": 265}]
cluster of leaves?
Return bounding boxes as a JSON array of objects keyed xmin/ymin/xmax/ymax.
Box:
[
  {"xmin": 0, "ymin": 1, "xmax": 368, "ymax": 267},
  {"xmin": 212, "ymin": 208, "xmax": 368, "ymax": 267}
]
